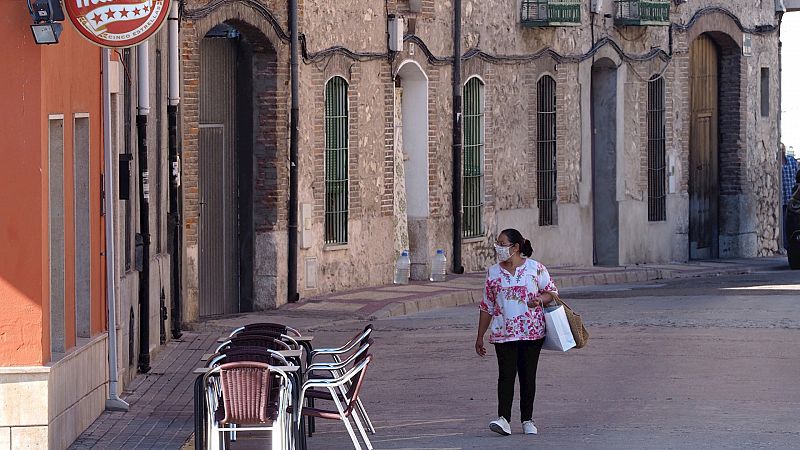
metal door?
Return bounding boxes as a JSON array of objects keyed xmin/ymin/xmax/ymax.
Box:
[
  {"xmin": 689, "ymin": 35, "xmax": 719, "ymax": 259},
  {"xmin": 199, "ymin": 37, "xmax": 239, "ymax": 316},
  {"xmin": 591, "ymin": 60, "xmax": 619, "ymax": 266}
]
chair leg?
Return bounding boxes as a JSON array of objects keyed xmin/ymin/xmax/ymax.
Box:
[
  {"xmin": 271, "ymin": 417, "xmax": 282, "ymax": 450},
  {"xmin": 350, "ymin": 406, "xmax": 374, "ymax": 450},
  {"xmin": 207, "ymin": 422, "xmax": 219, "ymax": 450},
  {"xmin": 339, "ymin": 416, "xmax": 363, "ymax": 450},
  {"xmin": 331, "ymin": 391, "xmax": 363, "ymax": 450},
  {"xmin": 283, "ymin": 414, "xmax": 293, "ymax": 450},
  {"xmin": 355, "ymin": 398, "xmax": 376, "ymax": 434},
  {"xmin": 308, "ymin": 397, "xmax": 315, "ymax": 436},
  {"xmin": 335, "ymin": 379, "xmax": 375, "ymax": 435}
]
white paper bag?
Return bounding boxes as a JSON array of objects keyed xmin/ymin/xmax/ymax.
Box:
[{"xmin": 543, "ymin": 305, "xmax": 576, "ymax": 352}]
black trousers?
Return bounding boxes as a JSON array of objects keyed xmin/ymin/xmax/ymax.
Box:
[{"xmin": 494, "ymin": 338, "xmax": 545, "ymax": 423}]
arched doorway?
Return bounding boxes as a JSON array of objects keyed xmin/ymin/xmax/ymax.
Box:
[
  {"xmin": 591, "ymin": 58, "xmax": 619, "ymax": 266},
  {"xmin": 394, "ymin": 61, "xmax": 430, "ymax": 279},
  {"xmin": 198, "ymin": 22, "xmax": 278, "ymax": 316},
  {"xmin": 688, "ymin": 35, "xmax": 720, "ymax": 259}
]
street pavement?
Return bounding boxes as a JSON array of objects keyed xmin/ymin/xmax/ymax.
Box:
[{"xmin": 70, "ymin": 257, "xmax": 800, "ymax": 449}]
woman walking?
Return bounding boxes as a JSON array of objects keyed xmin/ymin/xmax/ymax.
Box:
[{"xmin": 475, "ymin": 228, "xmax": 558, "ymax": 436}]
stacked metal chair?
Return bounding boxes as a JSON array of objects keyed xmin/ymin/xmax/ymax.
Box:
[{"xmin": 200, "ymin": 323, "xmax": 376, "ymax": 450}]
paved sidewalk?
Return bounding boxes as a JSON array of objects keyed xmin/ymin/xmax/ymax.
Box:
[
  {"xmin": 69, "ymin": 256, "xmax": 786, "ymax": 449},
  {"xmin": 68, "ymin": 332, "xmax": 218, "ymax": 449},
  {"xmin": 197, "ymin": 256, "xmax": 784, "ymax": 332}
]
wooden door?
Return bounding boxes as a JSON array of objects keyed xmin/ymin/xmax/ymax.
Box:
[{"xmin": 689, "ymin": 35, "xmax": 719, "ymax": 259}]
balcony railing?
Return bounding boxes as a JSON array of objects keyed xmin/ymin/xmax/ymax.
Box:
[
  {"xmin": 521, "ymin": 0, "xmax": 582, "ymax": 27},
  {"xmin": 614, "ymin": 0, "xmax": 670, "ymax": 26}
]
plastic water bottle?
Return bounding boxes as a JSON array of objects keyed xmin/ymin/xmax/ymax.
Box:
[
  {"xmin": 393, "ymin": 250, "xmax": 410, "ymax": 284},
  {"xmin": 430, "ymin": 249, "xmax": 447, "ymax": 282}
]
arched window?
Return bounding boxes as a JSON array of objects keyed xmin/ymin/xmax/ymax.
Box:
[
  {"xmin": 537, "ymin": 75, "xmax": 557, "ymax": 226},
  {"xmin": 648, "ymin": 75, "xmax": 666, "ymax": 221},
  {"xmin": 324, "ymin": 76, "xmax": 349, "ymax": 244},
  {"xmin": 463, "ymin": 77, "xmax": 485, "ymax": 238}
]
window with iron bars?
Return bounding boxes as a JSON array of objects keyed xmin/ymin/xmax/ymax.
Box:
[
  {"xmin": 647, "ymin": 75, "xmax": 667, "ymax": 221},
  {"xmin": 463, "ymin": 77, "xmax": 485, "ymax": 238},
  {"xmin": 537, "ymin": 75, "xmax": 557, "ymax": 226},
  {"xmin": 324, "ymin": 76, "xmax": 349, "ymax": 244}
]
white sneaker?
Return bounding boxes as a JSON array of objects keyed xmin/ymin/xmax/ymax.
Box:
[
  {"xmin": 489, "ymin": 416, "xmax": 511, "ymax": 436},
  {"xmin": 522, "ymin": 420, "xmax": 538, "ymax": 435}
]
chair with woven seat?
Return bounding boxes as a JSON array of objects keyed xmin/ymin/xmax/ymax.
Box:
[
  {"xmin": 203, "ymin": 361, "xmax": 294, "ymax": 450},
  {"xmin": 230, "ymin": 323, "xmax": 311, "ymax": 357},
  {"xmin": 295, "ymin": 354, "xmax": 374, "ymax": 450},
  {"xmin": 208, "ymin": 346, "xmax": 290, "ymax": 367},
  {"xmin": 230, "ymin": 322, "xmax": 302, "ymax": 338},
  {"xmin": 206, "ymin": 347, "xmax": 292, "ymax": 445},
  {"xmin": 231, "ymin": 329, "xmax": 302, "ymax": 351}
]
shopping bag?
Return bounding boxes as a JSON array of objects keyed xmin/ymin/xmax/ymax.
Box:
[
  {"xmin": 551, "ymin": 293, "xmax": 589, "ymax": 349},
  {"xmin": 543, "ymin": 304, "xmax": 576, "ymax": 352}
]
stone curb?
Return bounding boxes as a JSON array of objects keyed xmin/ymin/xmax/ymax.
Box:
[{"xmin": 366, "ymin": 264, "xmax": 755, "ymax": 321}]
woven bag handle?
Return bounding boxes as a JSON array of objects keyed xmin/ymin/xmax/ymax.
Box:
[{"xmin": 547, "ymin": 291, "xmax": 573, "ymax": 311}]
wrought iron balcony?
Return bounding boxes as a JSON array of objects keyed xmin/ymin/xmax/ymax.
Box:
[
  {"xmin": 614, "ymin": 0, "xmax": 670, "ymax": 26},
  {"xmin": 521, "ymin": 0, "xmax": 581, "ymax": 27}
]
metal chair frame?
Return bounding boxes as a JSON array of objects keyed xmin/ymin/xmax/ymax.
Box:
[
  {"xmin": 305, "ymin": 327, "xmax": 376, "ymax": 434},
  {"xmin": 297, "ymin": 355, "xmax": 373, "ymax": 450},
  {"xmin": 305, "ymin": 339, "xmax": 374, "ymax": 435},
  {"xmin": 307, "ymin": 325, "xmax": 373, "ymax": 365}
]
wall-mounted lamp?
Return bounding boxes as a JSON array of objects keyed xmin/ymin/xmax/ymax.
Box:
[{"xmin": 27, "ymin": 0, "xmax": 64, "ymax": 45}]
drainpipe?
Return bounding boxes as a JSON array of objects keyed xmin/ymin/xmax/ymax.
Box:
[
  {"xmin": 777, "ymin": 12, "xmax": 784, "ymax": 251},
  {"xmin": 103, "ymin": 49, "xmax": 130, "ymax": 412},
  {"xmin": 168, "ymin": 1, "xmax": 183, "ymax": 338},
  {"xmin": 137, "ymin": 41, "xmax": 152, "ymax": 374},
  {"xmin": 451, "ymin": 0, "xmax": 465, "ymax": 274},
  {"xmin": 287, "ymin": 0, "xmax": 300, "ymax": 303}
]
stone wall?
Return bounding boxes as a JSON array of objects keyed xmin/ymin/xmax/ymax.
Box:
[{"xmin": 177, "ymin": 0, "xmax": 782, "ymax": 312}]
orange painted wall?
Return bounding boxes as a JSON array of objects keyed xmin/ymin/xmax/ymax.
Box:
[
  {"xmin": 0, "ymin": 1, "xmax": 46, "ymax": 366},
  {"xmin": 0, "ymin": 2, "xmax": 105, "ymax": 366}
]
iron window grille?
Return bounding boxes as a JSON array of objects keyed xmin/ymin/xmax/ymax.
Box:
[
  {"xmin": 647, "ymin": 75, "xmax": 667, "ymax": 222},
  {"xmin": 537, "ymin": 75, "xmax": 557, "ymax": 226},
  {"xmin": 463, "ymin": 77, "xmax": 485, "ymax": 239},
  {"xmin": 324, "ymin": 76, "xmax": 349, "ymax": 245},
  {"xmin": 521, "ymin": 0, "xmax": 581, "ymax": 27},
  {"xmin": 614, "ymin": 0, "xmax": 670, "ymax": 26}
]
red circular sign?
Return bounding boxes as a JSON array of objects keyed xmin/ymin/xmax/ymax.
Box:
[{"xmin": 64, "ymin": 0, "xmax": 170, "ymax": 48}]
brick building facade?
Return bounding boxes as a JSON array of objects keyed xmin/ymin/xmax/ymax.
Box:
[{"xmin": 177, "ymin": 0, "xmax": 783, "ymax": 318}]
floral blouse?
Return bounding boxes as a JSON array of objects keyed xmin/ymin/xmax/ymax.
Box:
[{"xmin": 479, "ymin": 258, "xmax": 558, "ymax": 344}]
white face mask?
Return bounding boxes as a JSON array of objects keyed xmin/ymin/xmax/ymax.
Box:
[{"xmin": 494, "ymin": 244, "xmax": 513, "ymax": 263}]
